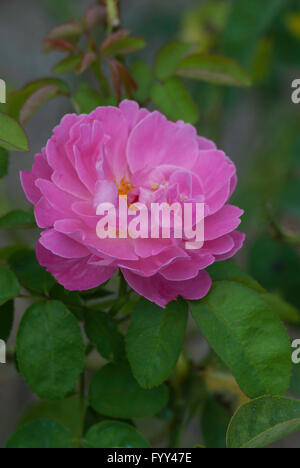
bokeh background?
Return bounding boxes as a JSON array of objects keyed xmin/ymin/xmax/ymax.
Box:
[{"xmin": 0, "ymin": 0, "xmax": 299, "ymax": 448}]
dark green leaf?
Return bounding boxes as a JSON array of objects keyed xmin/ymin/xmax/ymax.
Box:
[
  {"xmin": 85, "ymin": 310, "xmax": 124, "ymax": 361},
  {"xmin": 207, "ymin": 261, "xmax": 265, "ymax": 294},
  {"xmin": 0, "ymin": 147, "xmax": 9, "ymax": 178},
  {"xmin": 0, "ymin": 300, "xmax": 14, "ymax": 341},
  {"xmin": 176, "ymin": 54, "xmax": 251, "ymax": 87},
  {"xmin": 221, "ymin": 0, "xmax": 285, "ymax": 65},
  {"xmin": 150, "ymin": 77, "xmax": 199, "ymax": 125},
  {"xmin": 17, "ymin": 301, "xmax": 85, "ymax": 400},
  {"xmin": 50, "ymin": 284, "xmax": 85, "ymax": 321},
  {"xmin": 126, "ymin": 298, "xmax": 188, "ymax": 388},
  {"xmin": 19, "ymin": 397, "xmax": 84, "ymax": 439},
  {"xmin": 6, "ymin": 419, "xmax": 73, "ymax": 448},
  {"xmin": 154, "ymin": 41, "xmax": 191, "ymax": 81},
  {"xmin": 202, "ymin": 398, "xmax": 231, "ymax": 448},
  {"xmin": 9, "ymin": 248, "xmax": 55, "ymax": 295},
  {"xmin": 0, "ymin": 113, "xmax": 29, "ymax": 152},
  {"xmin": 0, "ymin": 265, "xmax": 20, "ymax": 306},
  {"xmin": 0, "ymin": 210, "xmax": 36, "ymax": 229},
  {"xmin": 84, "ymin": 421, "xmax": 150, "ymax": 448},
  {"xmin": 89, "ymin": 362, "xmax": 169, "ymax": 419},
  {"xmin": 227, "ymin": 396, "xmax": 300, "ymax": 448},
  {"xmin": 191, "ymin": 281, "xmax": 291, "ymax": 398}
]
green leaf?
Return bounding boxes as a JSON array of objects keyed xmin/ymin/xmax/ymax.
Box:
[
  {"xmin": 190, "ymin": 281, "xmax": 291, "ymax": 398},
  {"xmin": 7, "ymin": 78, "xmax": 69, "ymax": 120},
  {"xmin": 50, "ymin": 284, "xmax": 85, "ymax": 321},
  {"xmin": 126, "ymin": 298, "xmax": 188, "ymax": 388},
  {"xmin": 0, "ymin": 113, "xmax": 29, "ymax": 152},
  {"xmin": 176, "ymin": 54, "xmax": 251, "ymax": 87},
  {"xmin": 154, "ymin": 41, "xmax": 191, "ymax": 81},
  {"xmin": 9, "ymin": 248, "xmax": 55, "ymax": 295},
  {"xmin": 84, "ymin": 421, "xmax": 150, "ymax": 448},
  {"xmin": 17, "ymin": 301, "xmax": 85, "ymax": 400},
  {"xmin": 0, "ymin": 210, "xmax": 36, "ymax": 229},
  {"xmin": 89, "ymin": 361, "xmax": 169, "ymax": 419},
  {"xmin": 0, "ymin": 147, "xmax": 9, "ymax": 178},
  {"xmin": 85, "ymin": 310, "xmax": 124, "ymax": 361},
  {"xmin": 207, "ymin": 261, "xmax": 265, "ymax": 294},
  {"xmin": 0, "ymin": 300, "xmax": 14, "ymax": 341},
  {"xmin": 6, "ymin": 419, "xmax": 73, "ymax": 448},
  {"xmin": 46, "ymin": 21, "xmax": 83, "ymax": 40},
  {"xmin": 130, "ymin": 60, "xmax": 154, "ymax": 102},
  {"xmin": 221, "ymin": 0, "xmax": 284, "ymax": 66},
  {"xmin": 262, "ymin": 292, "xmax": 300, "ymax": 324},
  {"xmin": 227, "ymin": 396, "xmax": 300, "ymax": 448},
  {"xmin": 208, "ymin": 261, "xmax": 300, "ymax": 324},
  {"xmin": 72, "ymin": 83, "xmax": 105, "ymax": 114},
  {"xmin": 202, "ymin": 398, "xmax": 231, "ymax": 448},
  {"xmin": 20, "ymin": 84, "xmax": 68, "ymax": 125},
  {"xmin": 150, "ymin": 77, "xmax": 199, "ymax": 125},
  {"xmin": 53, "ymin": 55, "xmax": 81, "ymax": 74},
  {"xmin": 19, "ymin": 396, "xmax": 84, "ymax": 439},
  {"xmin": 102, "ymin": 36, "xmax": 146, "ymax": 56},
  {"xmin": 0, "ymin": 265, "xmax": 20, "ymax": 306}
]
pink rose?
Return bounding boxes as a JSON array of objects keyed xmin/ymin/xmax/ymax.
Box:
[{"xmin": 21, "ymin": 100, "xmax": 244, "ymax": 307}]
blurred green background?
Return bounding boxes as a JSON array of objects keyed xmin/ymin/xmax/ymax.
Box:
[{"xmin": 0, "ymin": 0, "xmax": 299, "ymax": 448}]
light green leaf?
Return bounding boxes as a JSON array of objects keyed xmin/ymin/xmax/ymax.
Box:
[
  {"xmin": 85, "ymin": 310, "xmax": 124, "ymax": 361},
  {"xmin": 0, "ymin": 210, "xmax": 36, "ymax": 229},
  {"xmin": 6, "ymin": 419, "xmax": 73, "ymax": 448},
  {"xmin": 176, "ymin": 54, "xmax": 251, "ymax": 87},
  {"xmin": 154, "ymin": 40, "xmax": 191, "ymax": 81},
  {"xmin": 9, "ymin": 248, "xmax": 55, "ymax": 295},
  {"xmin": 0, "ymin": 113, "xmax": 29, "ymax": 152},
  {"xmin": 126, "ymin": 298, "xmax": 188, "ymax": 388},
  {"xmin": 89, "ymin": 361, "xmax": 169, "ymax": 419},
  {"xmin": 227, "ymin": 396, "xmax": 300, "ymax": 448},
  {"xmin": 150, "ymin": 77, "xmax": 199, "ymax": 125},
  {"xmin": 0, "ymin": 147, "xmax": 9, "ymax": 178},
  {"xmin": 130, "ymin": 60, "xmax": 154, "ymax": 102},
  {"xmin": 53, "ymin": 55, "xmax": 81, "ymax": 75},
  {"xmin": 262, "ymin": 292, "xmax": 300, "ymax": 324},
  {"xmin": 0, "ymin": 300, "xmax": 14, "ymax": 341},
  {"xmin": 17, "ymin": 301, "xmax": 85, "ymax": 400},
  {"xmin": 84, "ymin": 421, "xmax": 150, "ymax": 448},
  {"xmin": 190, "ymin": 281, "xmax": 291, "ymax": 398},
  {"xmin": 0, "ymin": 266, "xmax": 20, "ymax": 306}
]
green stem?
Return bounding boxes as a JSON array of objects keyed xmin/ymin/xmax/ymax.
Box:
[
  {"xmin": 106, "ymin": 0, "xmax": 120, "ymax": 33},
  {"xmin": 91, "ymin": 61, "xmax": 110, "ymax": 97}
]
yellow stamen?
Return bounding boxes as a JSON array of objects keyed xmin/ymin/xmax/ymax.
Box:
[{"xmin": 116, "ymin": 176, "xmax": 135, "ymax": 197}]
